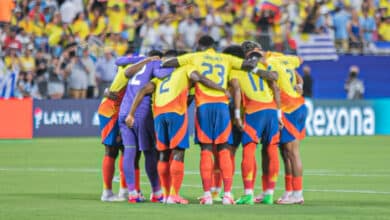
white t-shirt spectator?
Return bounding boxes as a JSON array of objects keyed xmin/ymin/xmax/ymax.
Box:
[
  {"xmin": 140, "ymin": 23, "xmax": 158, "ymax": 54},
  {"xmin": 158, "ymin": 23, "xmax": 175, "ymax": 50},
  {"xmin": 206, "ymin": 14, "xmax": 223, "ymax": 42},
  {"xmin": 60, "ymin": 0, "xmax": 77, "ymax": 24},
  {"xmin": 178, "ymin": 20, "xmax": 199, "ymax": 49}
]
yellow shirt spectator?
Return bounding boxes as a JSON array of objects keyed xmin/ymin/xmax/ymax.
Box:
[
  {"xmin": 379, "ymin": 21, "xmax": 390, "ymax": 41},
  {"xmin": 72, "ymin": 14, "xmax": 90, "ymax": 41},
  {"xmin": 89, "ymin": 12, "xmax": 106, "ymax": 36},
  {"xmin": 107, "ymin": 6, "xmax": 125, "ymax": 33}
]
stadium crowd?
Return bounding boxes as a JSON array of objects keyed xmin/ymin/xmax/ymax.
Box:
[{"xmin": 0, "ymin": 0, "xmax": 389, "ymax": 99}]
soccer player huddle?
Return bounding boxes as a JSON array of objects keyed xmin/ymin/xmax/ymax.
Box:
[{"xmin": 97, "ymin": 35, "xmax": 307, "ymax": 205}]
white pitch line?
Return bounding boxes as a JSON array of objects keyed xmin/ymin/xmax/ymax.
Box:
[
  {"xmin": 1, "ymin": 167, "xmax": 389, "ymax": 195},
  {"xmin": 1, "ymin": 167, "xmax": 390, "ymax": 177}
]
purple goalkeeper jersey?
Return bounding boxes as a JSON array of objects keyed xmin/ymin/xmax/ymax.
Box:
[{"xmin": 119, "ymin": 60, "xmax": 171, "ymax": 118}]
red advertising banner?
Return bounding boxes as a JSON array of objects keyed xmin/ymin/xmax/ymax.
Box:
[{"xmin": 0, "ymin": 98, "xmax": 33, "ymax": 139}]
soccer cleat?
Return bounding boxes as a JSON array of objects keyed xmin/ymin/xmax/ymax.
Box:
[
  {"xmin": 166, "ymin": 195, "xmax": 189, "ymax": 205},
  {"xmin": 101, "ymin": 190, "xmax": 119, "ymax": 202},
  {"xmin": 261, "ymin": 194, "xmax": 274, "ymax": 205},
  {"xmin": 199, "ymin": 195, "xmax": 213, "ymax": 205},
  {"xmin": 276, "ymin": 192, "xmax": 292, "ymax": 204},
  {"xmin": 276, "ymin": 195, "xmax": 304, "ymax": 205},
  {"xmin": 138, "ymin": 191, "xmax": 146, "ymax": 202},
  {"xmin": 128, "ymin": 194, "xmax": 144, "ymax": 203},
  {"xmin": 235, "ymin": 194, "xmax": 254, "ymax": 205},
  {"xmin": 254, "ymin": 192, "xmax": 265, "ymax": 203},
  {"xmin": 222, "ymin": 195, "xmax": 235, "ymax": 205},
  {"xmin": 212, "ymin": 191, "xmax": 222, "ymax": 202},
  {"xmin": 150, "ymin": 194, "xmax": 164, "ymax": 203},
  {"xmin": 117, "ymin": 188, "xmax": 128, "ymax": 202}
]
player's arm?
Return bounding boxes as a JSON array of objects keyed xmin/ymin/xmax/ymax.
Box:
[
  {"xmin": 125, "ymin": 82, "xmax": 156, "ymax": 127},
  {"xmin": 162, "ymin": 53, "xmax": 195, "ymax": 68},
  {"xmin": 230, "ymin": 78, "xmax": 244, "ymax": 130},
  {"xmin": 294, "ymin": 70, "xmax": 304, "ymax": 95},
  {"xmin": 253, "ymin": 68, "xmax": 278, "ymax": 81},
  {"xmin": 161, "ymin": 57, "xmax": 179, "ymax": 68},
  {"xmin": 189, "ymin": 70, "xmax": 228, "ymax": 94},
  {"xmin": 268, "ymin": 80, "xmax": 283, "ymax": 129},
  {"xmin": 124, "ymin": 56, "xmax": 160, "ymax": 78}
]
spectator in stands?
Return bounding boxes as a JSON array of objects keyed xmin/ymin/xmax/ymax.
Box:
[
  {"xmin": 205, "ymin": 6, "xmax": 223, "ymax": 44},
  {"xmin": 158, "ymin": 18, "xmax": 176, "ymax": 51},
  {"xmin": 20, "ymin": 44, "xmax": 36, "ymax": 73},
  {"xmin": 4, "ymin": 43, "xmax": 21, "ymax": 72},
  {"xmin": 333, "ymin": 4, "xmax": 351, "ymax": 53},
  {"xmin": 139, "ymin": 19, "xmax": 158, "ymax": 55},
  {"xmin": 66, "ymin": 47, "xmax": 90, "ymax": 99},
  {"xmin": 347, "ymin": 10, "xmax": 363, "ymax": 53},
  {"xmin": 178, "ymin": 16, "xmax": 200, "ymax": 50},
  {"xmin": 48, "ymin": 57, "xmax": 65, "ymax": 99},
  {"xmin": 360, "ymin": 7, "xmax": 376, "ymax": 53},
  {"xmin": 80, "ymin": 47, "xmax": 97, "ymax": 99},
  {"xmin": 344, "ymin": 65, "xmax": 365, "ymax": 100},
  {"xmin": 96, "ymin": 47, "xmax": 116, "ymax": 98},
  {"xmin": 60, "ymin": 0, "xmax": 77, "ymax": 24},
  {"xmin": 378, "ymin": 16, "xmax": 390, "ymax": 41},
  {"xmin": 302, "ymin": 65, "xmax": 313, "ymax": 98}
]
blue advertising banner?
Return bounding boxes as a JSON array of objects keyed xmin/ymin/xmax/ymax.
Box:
[
  {"xmin": 33, "ymin": 99, "xmax": 100, "ymax": 137},
  {"xmin": 32, "ymin": 98, "xmax": 390, "ymax": 137}
]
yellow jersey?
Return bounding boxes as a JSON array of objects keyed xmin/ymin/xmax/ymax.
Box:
[
  {"xmin": 151, "ymin": 66, "xmax": 196, "ymax": 117},
  {"xmin": 177, "ymin": 48, "xmax": 243, "ymax": 106},
  {"xmin": 230, "ymin": 65, "xmax": 276, "ymax": 114},
  {"xmin": 98, "ymin": 64, "xmax": 131, "ymax": 117},
  {"xmin": 267, "ymin": 55, "xmax": 304, "ymax": 113},
  {"xmin": 72, "ymin": 20, "xmax": 90, "ymax": 40}
]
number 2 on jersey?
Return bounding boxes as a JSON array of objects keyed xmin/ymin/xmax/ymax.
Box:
[
  {"xmin": 130, "ymin": 65, "xmax": 146, "ymax": 85},
  {"xmin": 159, "ymin": 74, "xmax": 172, "ymax": 94},
  {"xmin": 201, "ymin": 62, "xmax": 225, "ymax": 86}
]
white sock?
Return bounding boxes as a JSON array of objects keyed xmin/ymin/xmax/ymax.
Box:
[
  {"xmin": 153, "ymin": 190, "xmax": 162, "ymax": 196},
  {"xmin": 224, "ymin": 192, "xmax": 232, "ymax": 197},
  {"xmin": 103, "ymin": 189, "xmax": 113, "ymax": 195},
  {"xmin": 215, "ymin": 187, "xmax": 222, "ymax": 193},
  {"xmin": 210, "ymin": 187, "xmax": 216, "ymax": 193},
  {"xmin": 129, "ymin": 190, "xmax": 138, "ymax": 196},
  {"xmin": 244, "ymin": 189, "xmax": 253, "ymax": 195},
  {"xmin": 204, "ymin": 191, "xmax": 211, "ymax": 197},
  {"xmin": 293, "ymin": 190, "xmax": 303, "ymax": 197},
  {"xmin": 264, "ymin": 189, "xmax": 274, "ymax": 195}
]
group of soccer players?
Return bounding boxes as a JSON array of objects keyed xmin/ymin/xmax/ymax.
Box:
[{"xmin": 96, "ymin": 35, "xmax": 307, "ymax": 205}]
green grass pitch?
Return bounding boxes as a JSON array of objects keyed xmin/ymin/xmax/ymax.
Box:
[{"xmin": 1, "ymin": 136, "xmax": 390, "ymax": 220}]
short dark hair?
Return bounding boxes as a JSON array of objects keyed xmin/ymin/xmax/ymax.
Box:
[
  {"xmin": 164, "ymin": 49, "xmax": 178, "ymax": 58},
  {"xmin": 198, "ymin": 35, "xmax": 215, "ymax": 49},
  {"xmin": 241, "ymin": 41, "xmax": 262, "ymax": 55},
  {"xmin": 148, "ymin": 50, "xmax": 163, "ymax": 58},
  {"xmin": 222, "ymin": 45, "xmax": 245, "ymax": 59}
]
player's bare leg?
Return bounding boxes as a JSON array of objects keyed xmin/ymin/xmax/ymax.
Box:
[
  {"xmin": 101, "ymin": 146, "xmax": 120, "ymax": 202},
  {"xmin": 217, "ymin": 143, "xmax": 235, "ymax": 205},
  {"xmin": 157, "ymin": 149, "xmax": 171, "ymax": 202},
  {"xmin": 166, "ymin": 149, "xmax": 188, "ymax": 204},
  {"xmin": 199, "ymin": 144, "xmax": 214, "ymax": 205},
  {"xmin": 277, "ymin": 141, "xmax": 304, "ymax": 204}
]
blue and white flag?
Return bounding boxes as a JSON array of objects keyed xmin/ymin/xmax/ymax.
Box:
[
  {"xmin": 295, "ymin": 33, "xmax": 338, "ymax": 61},
  {"xmin": 0, "ymin": 69, "xmax": 18, "ymax": 99}
]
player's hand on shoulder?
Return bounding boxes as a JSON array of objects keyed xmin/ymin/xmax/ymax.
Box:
[
  {"xmin": 147, "ymin": 56, "xmax": 161, "ymax": 62},
  {"xmin": 125, "ymin": 115, "xmax": 135, "ymax": 128}
]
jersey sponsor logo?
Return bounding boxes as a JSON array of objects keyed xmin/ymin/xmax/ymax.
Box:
[
  {"xmin": 305, "ymin": 100, "xmax": 375, "ymax": 136},
  {"xmin": 34, "ymin": 107, "xmax": 82, "ymax": 129}
]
